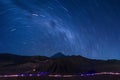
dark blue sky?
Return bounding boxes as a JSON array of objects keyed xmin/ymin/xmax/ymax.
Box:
[{"xmin": 0, "ymin": 0, "xmax": 120, "ymax": 59}]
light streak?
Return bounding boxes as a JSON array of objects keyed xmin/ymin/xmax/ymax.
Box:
[{"xmin": 0, "ymin": 72, "xmax": 120, "ymax": 78}]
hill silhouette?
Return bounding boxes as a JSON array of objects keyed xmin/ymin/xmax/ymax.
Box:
[
  {"xmin": 51, "ymin": 52, "xmax": 66, "ymax": 58},
  {"xmin": 0, "ymin": 53, "xmax": 120, "ymax": 74}
]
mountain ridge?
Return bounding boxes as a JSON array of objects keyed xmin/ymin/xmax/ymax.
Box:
[{"xmin": 0, "ymin": 53, "xmax": 120, "ymax": 74}]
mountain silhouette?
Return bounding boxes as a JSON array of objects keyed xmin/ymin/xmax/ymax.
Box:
[
  {"xmin": 51, "ymin": 52, "xmax": 66, "ymax": 58},
  {"xmin": 0, "ymin": 53, "xmax": 120, "ymax": 74}
]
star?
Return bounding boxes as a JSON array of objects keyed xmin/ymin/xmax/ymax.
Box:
[
  {"xmin": 32, "ymin": 14, "xmax": 39, "ymax": 16},
  {"xmin": 10, "ymin": 28, "xmax": 17, "ymax": 32}
]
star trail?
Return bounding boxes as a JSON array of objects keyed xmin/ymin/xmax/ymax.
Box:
[{"xmin": 0, "ymin": 0, "xmax": 120, "ymax": 59}]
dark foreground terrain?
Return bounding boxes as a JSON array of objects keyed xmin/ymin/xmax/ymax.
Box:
[
  {"xmin": 1, "ymin": 53, "xmax": 120, "ymax": 74},
  {"xmin": 1, "ymin": 53, "xmax": 120, "ymax": 80},
  {"xmin": 1, "ymin": 75, "xmax": 120, "ymax": 80}
]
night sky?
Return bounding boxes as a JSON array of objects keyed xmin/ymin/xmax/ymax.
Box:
[{"xmin": 1, "ymin": 0, "xmax": 120, "ymax": 59}]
